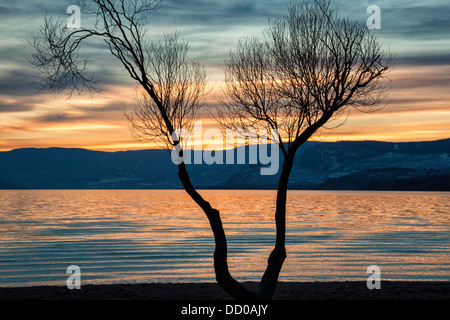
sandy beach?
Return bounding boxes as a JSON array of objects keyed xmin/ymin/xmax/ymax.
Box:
[{"xmin": 0, "ymin": 281, "xmax": 448, "ymax": 300}]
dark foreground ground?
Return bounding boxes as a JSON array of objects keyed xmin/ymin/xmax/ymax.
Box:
[{"xmin": 0, "ymin": 281, "xmax": 449, "ymax": 300}]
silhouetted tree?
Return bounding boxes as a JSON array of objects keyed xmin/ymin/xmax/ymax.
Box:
[
  {"xmin": 31, "ymin": 0, "xmax": 392, "ymax": 300},
  {"xmin": 217, "ymin": 0, "xmax": 392, "ymax": 298}
]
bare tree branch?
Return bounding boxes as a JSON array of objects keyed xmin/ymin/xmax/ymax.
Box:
[
  {"xmin": 123, "ymin": 33, "xmax": 208, "ymax": 148},
  {"xmin": 218, "ymin": 0, "xmax": 393, "ymax": 158}
]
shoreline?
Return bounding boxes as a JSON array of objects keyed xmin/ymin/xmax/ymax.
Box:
[{"xmin": 1, "ymin": 281, "xmax": 449, "ymax": 300}]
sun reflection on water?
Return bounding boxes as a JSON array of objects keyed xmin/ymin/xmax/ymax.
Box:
[{"xmin": 0, "ymin": 189, "xmax": 448, "ymax": 287}]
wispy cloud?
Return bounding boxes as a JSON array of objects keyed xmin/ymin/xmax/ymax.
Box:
[{"xmin": 0, "ymin": 0, "xmax": 449, "ymax": 151}]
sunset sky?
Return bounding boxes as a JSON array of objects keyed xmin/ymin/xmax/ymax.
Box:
[{"xmin": 0, "ymin": 0, "xmax": 449, "ymax": 151}]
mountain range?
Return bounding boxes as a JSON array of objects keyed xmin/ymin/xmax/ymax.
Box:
[{"xmin": 0, "ymin": 139, "xmax": 449, "ymax": 191}]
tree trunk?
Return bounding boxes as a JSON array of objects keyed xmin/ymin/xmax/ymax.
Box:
[
  {"xmin": 172, "ymin": 113, "xmax": 333, "ymax": 300},
  {"xmin": 258, "ymin": 152, "xmax": 294, "ymax": 299},
  {"xmin": 258, "ymin": 113, "xmax": 334, "ymax": 299},
  {"xmin": 177, "ymin": 162, "xmax": 259, "ymax": 300}
]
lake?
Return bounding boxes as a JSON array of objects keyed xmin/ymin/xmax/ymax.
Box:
[{"xmin": 0, "ymin": 189, "xmax": 449, "ymax": 287}]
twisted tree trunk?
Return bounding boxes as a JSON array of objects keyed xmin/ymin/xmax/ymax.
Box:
[{"xmin": 175, "ymin": 118, "xmax": 331, "ymax": 299}]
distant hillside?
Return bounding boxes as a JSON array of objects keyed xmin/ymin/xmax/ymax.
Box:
[
  {"xmin": 0, "ymin": 179, "xmax": 22, "ymax": 189},
  {"xmin": 0, "ymin": 139, "xmax": 449, "ymax": 191},
  {"xmin": 216, "ymin": 139, "xmax": 450, "ymax": 191},
  {"xmin": 313, "ymin": 168, "xmax": 450, "ymax": 191}
]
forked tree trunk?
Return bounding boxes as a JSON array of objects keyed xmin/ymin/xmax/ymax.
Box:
[
  {"xmin": 172, "ymin": 114, "xmax": 331, "ymax": 300},
  {"xmin": 177, "ymin": 154, "xmax": 297, "ymax": 300}
]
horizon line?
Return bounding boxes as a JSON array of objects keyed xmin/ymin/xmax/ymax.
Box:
[{"xmin": 2, "ymin": 137, "xmax": 449, "ymax": 153}]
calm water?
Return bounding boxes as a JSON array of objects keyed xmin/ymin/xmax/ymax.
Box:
[{"xmin": 0, "ymin": 189, "xmax": 449, "ymax": 287}]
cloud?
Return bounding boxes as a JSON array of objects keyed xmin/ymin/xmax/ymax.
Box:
[
  {"xmin": 0, "ymin": 69, "xmax": 42, "ymax": 96},
  {"xmin": 158, "ymin": 0, "xmax": 283, "ymax": 26},
  {"xmin": 0, "ymin": 102, "xmax": 35, "ymax": 113},
  {"xmin": 395, "ymin": 54, "xmax": 450, "ymax": 66},
  {"xmin": 0, "ymin": 0, "xmax": 449, "ymax": 151},
  {"xmin": 33, "ymin": 112, "xmax": 88, "ymax": 123},
  {"xmin": 376, "ymin": 2, "xmax": 450, "ymax": 40}
]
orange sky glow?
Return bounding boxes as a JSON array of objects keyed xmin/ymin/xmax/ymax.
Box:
[
  {"xmin": 1, "ymin": 63, "xmax": 449, "ymax": 152},
  {"xmin": 0, "ymin": 1, "xmax": 449, "ymax": 152}
]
